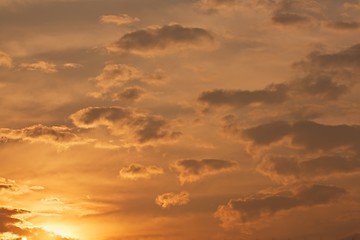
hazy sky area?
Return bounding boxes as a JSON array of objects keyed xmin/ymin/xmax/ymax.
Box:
[{"xmin": 0, "ymin": 0, "xmax": 360, "ymax": 239}]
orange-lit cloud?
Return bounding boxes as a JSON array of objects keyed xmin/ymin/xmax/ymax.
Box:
[
  {"xmin": 0, "ymin": 124, "xmax": 90, "ymax": 148},
  {"xmin": 155, "ymin": 191, "xmax": 190, "ymax": 208},
  {"xmin": 119, "ymin": 164, "xmax": 164, "ymax": 180},
  {"xmin": 215, "ymin": 184, "xmax": 346, "ymax": 227},
  {"xmin": 0, "ymin": 51, "xmax": 12, "ymax": 68},
  {"xmin": 171, "ymin": 159, "xmax": 238, "ymax": 184},
  {"xmin": 19, "ymin": 61, "xmax": 57, "ymax": 73},
  {"xmin": 70, "ymin": 106, "xmax": 181, "ymax": 145},
  {"xmin": 100, "ymin": 14, "xmax": 139, "ymax": 26}
]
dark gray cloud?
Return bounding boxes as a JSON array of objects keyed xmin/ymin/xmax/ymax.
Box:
[
  {"xmin": 258, "ymin": 155, "xmax": 360, "ymax": 182},
  {"xmin": 119, "ymin": 163, "xmax": 163, "ymax": 180},
  {"xmin": 198, "ymin": 84, "xmax": 288, "ymax": 108},
  {"xmin": 70, "ymin": 106, "xmax": 181, "ymax": 144},
  {"xmin": 109, "ymin": 24, "xmax": 214, "ymax": 56},
  {"xmin": 171, "ymin": 159, "xmax": 238, "ymax": 184},
  {"xmin": 215, "ymin": 184, "xmax": 346, "ymax": 226},
  {"xmin": 242, "ymin": 120, "xmax": 360, "ymax": 152}
]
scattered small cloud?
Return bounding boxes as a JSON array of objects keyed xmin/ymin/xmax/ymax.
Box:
[
  {"xmin": 100, "ymin": 14, "xmax": 140, "ymax": 26},
  {"xmin": 19, "ymin": 61, "xmax": 57, "ymax": 73},
  {"xmin": 171, "ymin": 159, "xmax": 238, "ymax": 184},
  {"xmin": 155, "ymin": 191, "xmax": 190, "ymax": 208},
  {"xmin": 119, "ymin": 163, "xmax": 164, "ymax": 180}
]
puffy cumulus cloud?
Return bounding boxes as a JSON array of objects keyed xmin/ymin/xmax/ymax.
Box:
[
  {"xmin": 119, "ymin": 163, "xmax": 164, "ymax": 180},
  {"xmin": 19, "ymin": 61, "xmax": 57, "ymax": 73},
  {"xmin": 0, "ymin": 51, "xmax": 12, "ymax": 68},
  {"xmin": 257, "ymin": 155, "xmax": 360, "ymax": 183},
  {"xmin": 70, "ymin": 106, "xmax": 181, "ymax": 145},
  {"xmin": 155, "ymin": 191, "xmax": 190, "ymax": 208},
  {"xmin": 325, "ymin": 20, "xmax": 360, "ymax": 30},
  {"xmin": 215, "ymin": 184, "xmax": 346, "ymax": 227},
  {"xmin": 171, "ymin": 159, "xmax": 238, "ymax": 184},
  {"xmin": 100, "ymin": 14, "xmax": 139, "ymax": 26},
  {"xmin": 90, "ymin": 64, "xmax": 169, "ymax": 101},
  {"xmin": 198, "ymin": 84, "xmax": 288, "ymax": 108},
  {"xmin": 242, "ymin": 120, "xmax": 360, "ymax": 152},
  {"xmin": 93, "ymin": 63, "xmax": 142, "ymax": 91},
  {"xmin": 108, "ymin": 24, "xmax": 215, "ymax": 56},
  {"xmin": 0, "ymin": 124, "xmax": 90, "ymax": 148},
  {"xmin": 0, "ymin": 207, "xmax": 76, "ymax": 240}
]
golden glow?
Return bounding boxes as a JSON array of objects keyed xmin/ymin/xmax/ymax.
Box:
[{"xmin": 41, "ymin": 224, "xmax": 80, "ymax": 239}]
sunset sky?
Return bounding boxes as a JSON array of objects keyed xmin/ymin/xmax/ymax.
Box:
[{"xmin": 1, "ymin": 0, "xmax": 360, "ymax": 239}]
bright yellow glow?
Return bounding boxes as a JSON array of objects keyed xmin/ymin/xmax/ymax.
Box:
[{"xmin": 41, "ymin": 224, "xmax": 79, "ymax": 239}]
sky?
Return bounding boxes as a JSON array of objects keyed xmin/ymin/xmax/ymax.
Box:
[{"xmin": 0, "ymin": 0, "xmax": 360, "ymax": 239}]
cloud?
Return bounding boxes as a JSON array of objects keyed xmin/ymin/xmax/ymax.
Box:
[
  {"xmin": 171, "ymin": 159, "xmax": 238, "ymax": 184},
  {"xmin": 108, "ymin": 24, "xmax": 215, "ymax": 56},
  {"xmin": 325, "ymin": 20, "xmax": 360, "ymax": 30},
  {"xmin": 93, "ymin": 63, "xmax": 142, "ymax": 91},
  {"xmin": 119, "ymin": 164, "xmax": 164, "ymax": 180},
  {"xmin": 0, "ymin": 207, "xmax": 77, "ymax": 239},
  {"xmin": 155, "ymin": 191, "xmax": 190, "ymax": 208},
  {"xmin": 19, "ymin": 61, "xmax": 57, "ymax": 73},
  {"xmin": 100, "ymin": 14, "xmax": 139, "ymax": 26},
  {"xmin": 200, "ymin": 43, "xmax": 360, "ymax": 110},
  {"xmin": 196, "ymin": 0, "xmax": 238, "ymax": 12},
  {"xmin": 70, "ymin": 106, "xmax": 181, "ymax": 145},
  {"xmin": 0, "ymin": 177, "xmax": 44, "ymax": 195},
  {"xmin": 272, "ymin": 12, "xmax": 312, "ymax": 25},
  {"xmin": 0, "ymin": 124, "xmax": 90, "ymax": 148},
  {"xmin": 0, "ymin": 51, "xmax": 12, "ymax": 68},
  {"xmin": 0, "ymin": 207, "xmax": 30, "ymax": 237},
  {"xmin": 62, "ymin": 63, "xmax": 82, "ymax": 69},
  {"xmin": 257, "ymin": 155, "xmax": 360, "ymax": 183},
  {"xmin": 270, "ymin": 0, "xmax": 322, "ymax": 26},
  {"xmin": 215, "ymin": 184, "xmax": 346, "ymax": 227},
  {"xmin": 242, "ymin": 120, "xmax": 360, "ymax": 152},
  {"xmin": 198, "ymin": 84, "xmax": 288, "ymax": 108},
  {"xmin": 112, "ymin": 87, "xmax": 145, "ymax": 102}
]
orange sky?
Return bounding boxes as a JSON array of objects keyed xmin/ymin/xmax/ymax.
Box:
[{"xmin": 0, "ymin": 0, "xmax": 360, "ymax": 239}]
